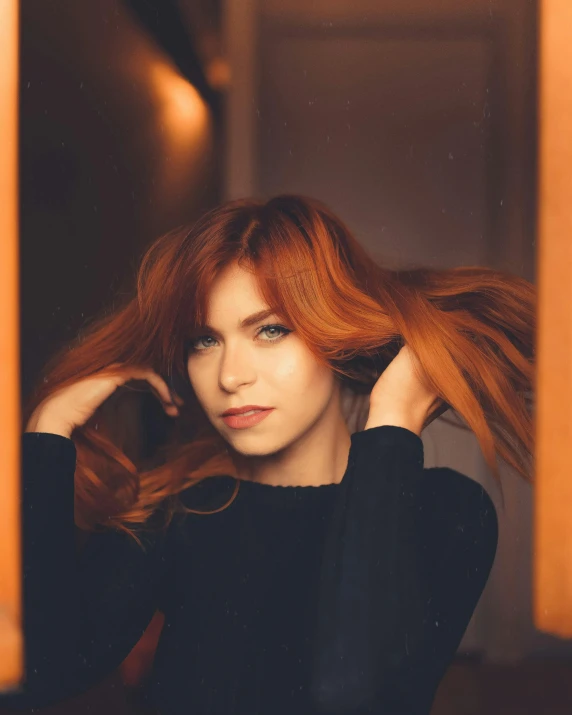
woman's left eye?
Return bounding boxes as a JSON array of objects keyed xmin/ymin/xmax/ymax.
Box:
[{"xmin": 258, "ymin": 324, "xmax": 291, "ymax": 341}]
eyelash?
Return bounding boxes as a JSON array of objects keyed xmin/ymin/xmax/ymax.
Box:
[{"xmin": 187, "ymin": 324, "xmax": 292, "ymax": 353}]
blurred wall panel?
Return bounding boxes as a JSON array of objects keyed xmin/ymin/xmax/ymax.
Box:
[{"xmin": 224, "ymin": 0, "xmax": 547, "ymax": 661}]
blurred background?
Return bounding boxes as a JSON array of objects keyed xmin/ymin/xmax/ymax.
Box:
[{"xmin": 6, "ymin": 0, "xmax": 571, "ymax": 713}]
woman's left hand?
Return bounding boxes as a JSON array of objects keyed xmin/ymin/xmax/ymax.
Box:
[{"xmin": 366, "ymin": 344, "xmax": 447, "ymax": 436}]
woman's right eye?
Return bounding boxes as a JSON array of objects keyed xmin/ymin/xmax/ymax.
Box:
[{"xmin": 188, "ymin": 336, "xmax": 215, "ymax": 352}]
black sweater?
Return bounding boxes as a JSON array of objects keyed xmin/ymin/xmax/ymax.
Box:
[{"xmin": 0, "ymin": 425, "xmax": 498, "ymax": 715}]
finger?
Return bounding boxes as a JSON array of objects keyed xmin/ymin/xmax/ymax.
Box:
[
  {"xmin": 146, "ymin": 372, "xmax": 181, "ymax": 411},
  {"xmin": 128, "ymin": 369, "xmax": 178, "ymax": 412},
  {"xmin": 165, "ymin": 381, "xmax": 185, "ymax": 406},
  {"xmin": 110, "ymin": 367, "xmax": 180, "ymax": 413},
  {"xmin": 170, "ymin": 391, "xmax": 185, "ymax": 406}
]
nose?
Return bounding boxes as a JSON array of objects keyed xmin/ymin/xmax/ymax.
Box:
[{"xmin": 218, "ymin": 342, "xmax": 257, "ymax": 392}]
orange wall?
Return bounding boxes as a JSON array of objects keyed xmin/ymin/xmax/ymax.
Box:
[
  {"xmin": 0, "ymin": 0, "xmax": 23, "ymax": 690},
  {"xmin": 533, "ymin": 0, "xmax": 572, "ymax": 637}
]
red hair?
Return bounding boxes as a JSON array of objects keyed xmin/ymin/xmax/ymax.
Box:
[{"xmin": 24, "ymin": 195, "xmax": 535, "ymax": 546}]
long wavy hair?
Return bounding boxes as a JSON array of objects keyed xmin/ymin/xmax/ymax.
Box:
[{"xmin": 23, "ymin": 194, "xmax": 536, "ymax": 547}]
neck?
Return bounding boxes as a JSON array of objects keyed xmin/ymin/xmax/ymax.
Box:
[{"xmin": 230, "ymin": 407, "xmax": 352, "ymax": 488}]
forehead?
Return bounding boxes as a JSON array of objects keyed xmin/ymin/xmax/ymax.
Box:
[
  {"xmin": 208, "ymin": 263, "xmax": 264, "ymax": 305},
  {"xmin": 200, "ymin": 264, "xmax": 274, "ymax": 327},
  {"xmin": 212, "ymin": 262, "xmax": 258, "ymax": 290}
]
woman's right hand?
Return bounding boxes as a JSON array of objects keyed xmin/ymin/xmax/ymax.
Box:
[{"xmin": 24, "ymin": 364, "xmax": 185, "ymax": 437}]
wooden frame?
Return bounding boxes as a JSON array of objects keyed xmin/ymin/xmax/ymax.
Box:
[
  {"xmin": 533, "ymin": 0, "xmax": 572, "ymax": 637},
  {"xmin": 0, "ymin": 0, "xmax": 23, "ymax": 690}
]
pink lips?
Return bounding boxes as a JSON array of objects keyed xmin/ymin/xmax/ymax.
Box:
[{"xmin": 221, "ymin": 408, "xmax": 275, "ymax": 429}]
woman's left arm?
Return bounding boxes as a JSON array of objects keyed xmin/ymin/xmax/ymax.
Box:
[
  {"xmin": 308, "ymin": 423, "xmax": 429, "ymax": 711},
  {"xmin": 309, "ymin": 423, "xmax": 498, "ymax": 713},
  {"xmin": 379, "ymin": 462, "xmax": 499, "ymax": 714}
]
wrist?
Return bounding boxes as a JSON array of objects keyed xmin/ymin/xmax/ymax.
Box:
[
  {"xmin": 25, "ymin": 411, "xmax": 73, "ymax": 439},
  {"xmin": 364, "ymin": 410, "xmax": 424, "ymax": 437}
]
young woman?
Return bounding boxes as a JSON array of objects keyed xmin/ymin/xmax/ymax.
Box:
[{"xmin": 0, "ymin": 195, "xmax": 534, "ymax": 714}]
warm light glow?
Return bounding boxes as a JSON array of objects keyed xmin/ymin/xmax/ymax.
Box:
[
  {"xmin": 533, "ymin": 0, "xmax": 572, "ymax": 637},
  {"xmin": 145, "ymin": 57, "xmax": 214, "ymax": 211},
  {"xmin": 149, "ymin": 60, "xmax": 210, "ymax": 142}
]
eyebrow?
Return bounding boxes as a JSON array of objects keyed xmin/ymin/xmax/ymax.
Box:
[{"xmin": 200, "ymin": 308, "xmax": 280, "ymax": 334}]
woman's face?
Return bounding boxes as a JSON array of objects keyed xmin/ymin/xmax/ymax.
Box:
[{"xmin": 186, "ymin": 262, "xmax": 343, "ymax": 457}]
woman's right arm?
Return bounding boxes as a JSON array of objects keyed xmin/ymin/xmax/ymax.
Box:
[{"xmin": 0, "ymin": 431, "xmax": 173, "ymax": 711}]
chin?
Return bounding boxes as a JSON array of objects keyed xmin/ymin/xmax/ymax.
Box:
[{"xmin": 223, "ymin": 433, "xmax": 291, "ymax": 458}]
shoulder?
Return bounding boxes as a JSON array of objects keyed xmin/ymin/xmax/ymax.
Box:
[
  {"xmin": 419, "ymin": 466, "xmax": 499, "ymax": 564},
  {"xmin": 421, "ymin": 466, "xmax": 497, "ymax": 524}
]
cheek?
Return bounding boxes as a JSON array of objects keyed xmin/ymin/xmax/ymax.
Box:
[{"xmin": 271, "ymin": 352, "xmax": 332, "ymax": 395}]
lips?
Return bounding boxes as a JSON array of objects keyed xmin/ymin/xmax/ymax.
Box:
[
  {"xmin": 221, "ymin": 408, "xmax": 275, "ymax": 429},
  {"xmin": 221, "ymin": 405, "xmax": 273, "ymax": 417}
]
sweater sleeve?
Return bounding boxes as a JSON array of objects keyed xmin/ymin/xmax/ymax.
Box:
[
  {"xmin": 0, "ymin": 432, "xmax": 173, "ymax": 711},
  {"xmin": 376, "ymin": 465, "xmax": 499, "ymax": 714},
  {"xmin": 309, "ymin": 425, "xmax": 498, "ymax": 714}
]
